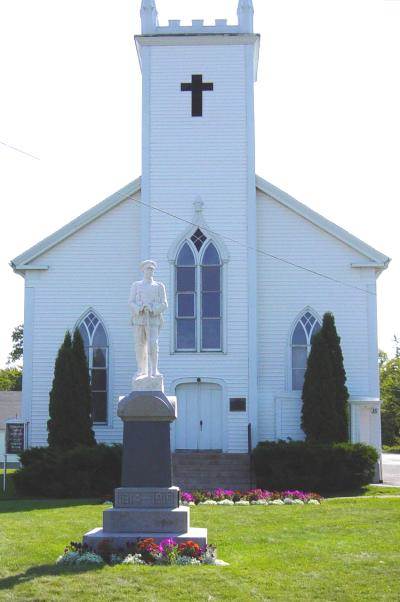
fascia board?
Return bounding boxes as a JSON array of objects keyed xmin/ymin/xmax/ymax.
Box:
[
  {"xmin": 135, "ymin": 34, "xmax": 260, "ymax": 78},
  {"xmin": 11, "ymin": 177, "xmax": 141, "ymax": 268},
  {"xmin": 256, "ymin": 175, "xmax": 390, "ymax": 267}
]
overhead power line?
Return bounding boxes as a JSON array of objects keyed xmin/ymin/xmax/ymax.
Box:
[
  {"xmin": 0, "ymin": 139, "xmax": 40, "ymax": 160},
  {"xmin": 134, "ymin": 197, "xmax": 377, "ymax": 297}
]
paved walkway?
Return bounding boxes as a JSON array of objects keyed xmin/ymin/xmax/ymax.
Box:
[{"xmin": 382, "ymin": 453, "xmax": 400, "ymax": 486}]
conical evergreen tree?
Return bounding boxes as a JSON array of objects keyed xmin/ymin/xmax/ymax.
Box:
[
  {"xmin": 47, "ymin": 331, "xmax": 76, "ymax": 448},
  {"xmin": 47, "ymin": 330, "xmax": 96, "ymax": 448},
  {"xmin": 71, "ymin": 328, "xmax": 96, "ymax": 447},
  {"xmin": 322, "ymin": 312, "xmax": 349, "ymax": 441},
  {"xmin": 301, "ymin": 312, "xmax": 349, "ymax": 443}
]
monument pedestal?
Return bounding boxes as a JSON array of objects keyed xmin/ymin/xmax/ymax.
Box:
[{"xmin": 83, "ymin": 389, "xmax": 207, "ymax": 550}]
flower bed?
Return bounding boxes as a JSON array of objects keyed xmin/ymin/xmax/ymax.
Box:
[
  {"xmin": 57, "ymin": 539, "xmax": 228, "ymax": 567},
  {"xmin": 181, "ymin": 489, "xmax": 322, "ymax": 506}
]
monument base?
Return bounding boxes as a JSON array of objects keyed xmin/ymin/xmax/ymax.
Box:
[
  {"xmin": 103, "ymin": 505, "xmax": 189, "ymax": 533},
  {"xmin": 83, "ymin": 527, "xmax": 207, "ymax": 549},
  {"xmin": 81, "ymin": 389, "xmax": 208, "ymax": 553}
]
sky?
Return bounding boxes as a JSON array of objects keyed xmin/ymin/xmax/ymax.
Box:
[{"xmin": 0, "ymin": 0, "xmax": 399, "ymax": 367}]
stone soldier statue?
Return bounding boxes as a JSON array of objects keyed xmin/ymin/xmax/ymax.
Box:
[{"xmin": 129, "ymin": 260, "xmax": 168, "ymax": 380}]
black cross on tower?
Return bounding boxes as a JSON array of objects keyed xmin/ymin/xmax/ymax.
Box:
[{"xmin": 181, "ymin": 74, "xmax": 214, "ymax": 117}]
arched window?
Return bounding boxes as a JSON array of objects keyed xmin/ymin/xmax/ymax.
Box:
[
  {"xmin": 78, "ymin": 311, "xmax": 108, "ymax": 424},
  {"xmin": 291, "ymin": 311, "xmax": 321, "ymax": 391},
  {"xmin": 175, "ymin": 234, "xmax": 222, "ymax": 352}
]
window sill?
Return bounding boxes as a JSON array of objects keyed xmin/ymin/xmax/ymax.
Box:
[{"xmin": 171, "ymin": 350, "xmax": 227, "ymax": 355}]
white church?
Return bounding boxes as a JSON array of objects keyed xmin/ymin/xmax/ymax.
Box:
[{"xmin": 11, "ymin": 1, "xmax": 389, "ymax": 465}]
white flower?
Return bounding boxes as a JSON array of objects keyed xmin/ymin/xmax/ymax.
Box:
[
  {"xmin": 110, "ymin": 554, "xmax": 124, "ymax": 565},
  {"xmin": 122, "ymin": 554, "xmax": 145, "ymax": 565},
  {"xmin": 200, "ymin": 500, "xmax": 218, "ymax": 505},
  {"xmin": 292, "ymin": 499, "xmax": 304, "ymax": 505},
  {"xmin": 270, "ymin": 499, "xmax": 284, "ymax": 505},
  {"xmin": 235, "ymin": 500, "xmax": 250, "ymax": 505},
  {"xmin": 176, "ymin": 556, "xmax": 201, "ymax": 565},
  {"xmin": 56, "ymin": 551, "xmax": 104, "ymax": 566},
  {"xmin": 217, "ymin": 499, "xmax": 234, "ymax": 505},
  {"xmin": 56, "ymin": 552, "xmax": 81, "ymax": 565},
  {"xmin": 307, "ymin": 499, "xmax": 320, "ymax": 505},
  {"xmin": 75, "ymin": 552, "xmax": 104, "ymax": 565},
  {"xmin": 250, "ymin": 499, "xmax": 267, "ymax": 505},
  {"xmin": 283, "ymin": 497, "xmax": 295, "ymax": 505}
]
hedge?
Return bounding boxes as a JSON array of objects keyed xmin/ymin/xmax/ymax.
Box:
[
  {"xmin": 252, "ymin": 440, "xmax": 378, "ymax": 492},
  {"xmin": 13, "ymin": 444, "xmax": 122, "ymax": 498}
]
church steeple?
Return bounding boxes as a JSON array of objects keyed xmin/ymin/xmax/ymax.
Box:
[
  {"xmin": 237, "ymin": 0, "xmax": 254, "ymax": 33},
  {"xmin": 140, "ymin": 0, "xmax": 158, "ymax": 34}
]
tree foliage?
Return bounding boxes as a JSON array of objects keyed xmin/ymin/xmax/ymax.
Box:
[
  {"xmin": 380, "ymin": 355, "xmax": 400, "ymax": 446},
  {"xmin": 8, "ymin": 324, "xmax": 24, "ymax": 365},
  {"xmin": 71, "ymin": 328, "xmax": 96, "ymax": 448},
  {"xmin": 47, "ymin": 330, "xmax": 96, "ymax": 449},
  {"xmin": 0, "ymin": 368, "xmax": 22, "ymax": 391},
  {"xmin": 301, "ymin": 312, "xmax": 349, "ymax": 443}
]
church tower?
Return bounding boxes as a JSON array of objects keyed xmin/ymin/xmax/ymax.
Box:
[{"xmin": 135, "ymin": 1, "xmax": 260, "ymax": 448}]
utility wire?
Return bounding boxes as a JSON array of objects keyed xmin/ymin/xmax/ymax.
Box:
[
  {"xmin": 0, "ymin": 139, "xmax": 40, "ymax": 160},
  {"xmin": 133, "ymin": 196, "xmax": 377, "ymax": 297}
]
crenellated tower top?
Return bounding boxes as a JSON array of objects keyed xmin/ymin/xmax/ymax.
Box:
[{"xmin": 140, "ymin": 0, "xmax": 254, "ymax": 36}]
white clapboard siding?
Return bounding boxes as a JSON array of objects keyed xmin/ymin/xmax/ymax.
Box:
[
  {"xmin": 25, "ymin": 195, "xmax": 141, "ymax": 447},
  {"xmin": 143, "ymin": 41, "xmax": 254, "ymax": 452},
  {"xmin": 256, "ymin": 189, "xmax": 377, "ymax": 443}
]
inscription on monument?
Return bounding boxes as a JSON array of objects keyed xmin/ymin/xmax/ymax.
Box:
[{"xmin": 115, "ymin": 487, "xmax": 179, "ymax": 509}]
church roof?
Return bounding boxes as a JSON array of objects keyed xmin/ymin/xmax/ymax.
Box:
[{"xmin": 10, "ymin": 175, "xmax": 389, "ymax": 273}]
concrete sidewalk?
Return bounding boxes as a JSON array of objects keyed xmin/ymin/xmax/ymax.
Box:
[{"xmin": 382, "ymin": 453, "xmax": 400, "ymax": 486}]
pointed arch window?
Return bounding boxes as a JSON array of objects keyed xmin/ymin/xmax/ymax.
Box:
[
  {"xmin": 291, "ymin": 311, "xmax": 321, "ymax": 391},
  {"xmin": 175, "ymin": 235, "xmax": 222, "ymax": 352},
  {"xmin": 78, "ymin": 311, "xmax": 108, "ymax": 424}
]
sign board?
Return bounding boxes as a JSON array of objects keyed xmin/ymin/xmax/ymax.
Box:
[{"xmin": 5, "ymin": 422, "xmax": 25, "ymax": 454}]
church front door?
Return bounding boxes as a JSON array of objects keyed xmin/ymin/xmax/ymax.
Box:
[{"xmin": 174, "ymin": 382, "xmax": 223, "ymax": 451}]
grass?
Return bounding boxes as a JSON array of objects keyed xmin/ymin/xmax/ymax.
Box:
[
  {"xmin": 382, "ymin": 446, "xmax": 400, "ymax": 454},
  {"xmin": 0, "ymin": 498, "xmax": 399, "ymax": 601}
]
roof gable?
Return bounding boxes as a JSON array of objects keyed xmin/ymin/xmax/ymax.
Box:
[
  {"xmin": 11, "ymin": 178, "xmax": 141, "ymax": 272},
  {"xmin": 11, "ymin": 174, "xmax": 389, "ymax": 273},
  {"xmin": 256, "ymin": 176, "xmax": 390, "ymax": 268}
]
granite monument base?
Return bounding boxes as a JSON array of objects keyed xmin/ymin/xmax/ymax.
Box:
[
  {"xmin": 82, "ymin": 390, "xmax": 208, "ymax": 551},
  {"xmin": 83, "ymin": 527, "xmax": 208, "ymax": 550}
]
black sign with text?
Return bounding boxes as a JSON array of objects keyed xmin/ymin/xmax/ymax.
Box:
[{"xmin": 5, "ymin": 423, "xmax": 25, "ymax": 454}]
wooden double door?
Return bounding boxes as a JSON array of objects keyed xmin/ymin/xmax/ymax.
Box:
[{"xmin": 175, "ymin": 382, "xmax": 223, "ymax": 451}]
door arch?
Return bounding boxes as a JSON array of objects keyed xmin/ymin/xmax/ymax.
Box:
[{"xmin": 174, "ymin": 382, "xmax": 223, "ymax": 451}]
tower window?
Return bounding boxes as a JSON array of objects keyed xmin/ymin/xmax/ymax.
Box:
[{"xmin": 175, "ymin": 240, "xmax": 222, "ymax": 352}]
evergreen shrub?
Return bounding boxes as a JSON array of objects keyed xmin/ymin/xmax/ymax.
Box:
[
  {"xmin": 47, "ymin": 330, "xmax": 96, "ymax": 449},
  {"xmin": 14, "ymin": 444, "xmax": 122, "ymax": 498},
  {"xmin": 301, "ymin": 312, "xmax": 349, "ymax": 443},
  {"xmin": 252, "ymin": 440, "xmax": 378, "ymax": 492}
]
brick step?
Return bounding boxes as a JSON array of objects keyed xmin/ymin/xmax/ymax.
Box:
[{"xmin": 172, "ymin": 453, "xmax": 254, "ymax": 491}]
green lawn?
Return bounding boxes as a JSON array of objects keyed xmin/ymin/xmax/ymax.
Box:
[{"xmin": 0, "ymin": 498, "xmax": 399, "ymax": 601}]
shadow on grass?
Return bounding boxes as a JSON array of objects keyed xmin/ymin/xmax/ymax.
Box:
[
  {"xmin": 0, "ymin": 499, "xmax": 107, "ymax": 513},
  {"xmin": 0, "ymin": 563, "xmax": 103, "ymax": 591}
]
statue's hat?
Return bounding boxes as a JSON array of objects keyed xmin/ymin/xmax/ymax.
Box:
[{"xmin": 140, "ymin": 259, "xmax": 157, "ymax": 271}]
